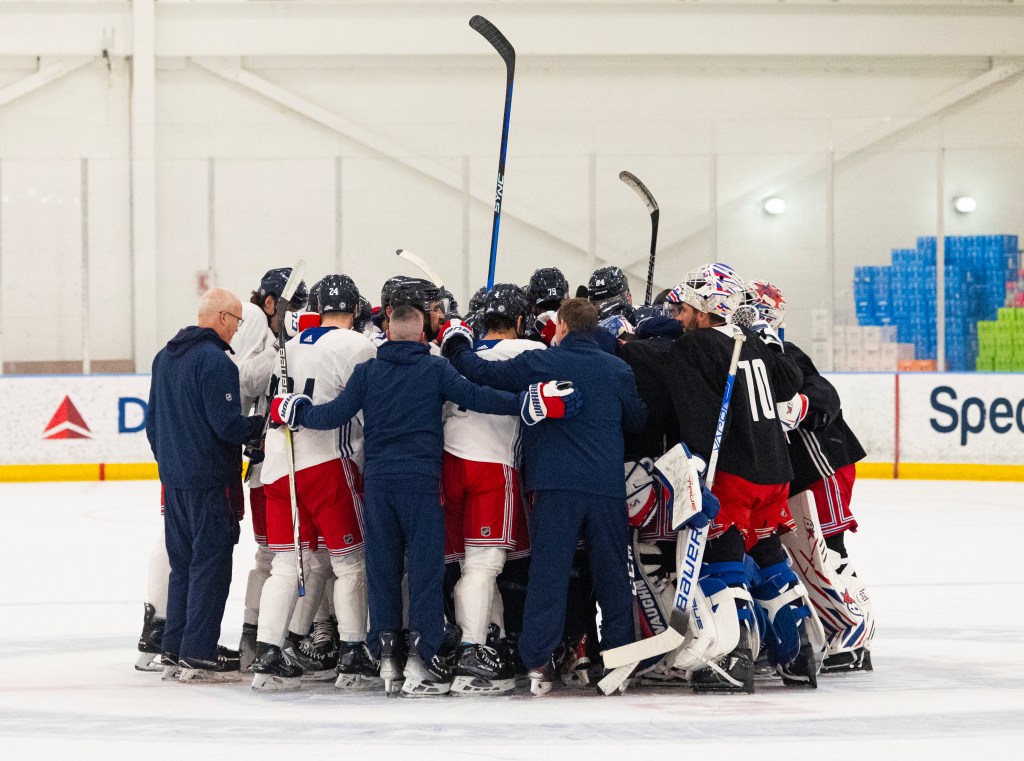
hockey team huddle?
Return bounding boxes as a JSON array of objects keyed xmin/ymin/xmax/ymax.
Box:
[{"xmin": 138, "ymin": 260, "xmax": 874, "ymax": 698}]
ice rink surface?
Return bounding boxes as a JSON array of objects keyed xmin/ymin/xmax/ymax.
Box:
[{"xmin": 1, "ymin": 478, "xmax": 1022, "ymax": 761}]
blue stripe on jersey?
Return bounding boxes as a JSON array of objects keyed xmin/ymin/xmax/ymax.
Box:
[{"xmin": 299, "ymin": 326, "xmax": 338, "ymax": 344}]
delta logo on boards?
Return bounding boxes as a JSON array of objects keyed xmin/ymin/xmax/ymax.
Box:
[{"xmin": 42, "ymin": 396, "xmax": 92, "ymax": 440}]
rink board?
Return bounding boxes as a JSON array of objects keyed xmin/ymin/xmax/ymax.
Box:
[{"xmin": 0, "ymin": 372, "xmax": 1022, "ymax": 481}]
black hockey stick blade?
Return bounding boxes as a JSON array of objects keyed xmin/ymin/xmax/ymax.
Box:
[
  {"xmin": 470, "ymin": 15, "xmax": 515, "ymax": 71},
  {"xmin": 618, "ymin": 171, "xmax": 659, "ymax": 214}
]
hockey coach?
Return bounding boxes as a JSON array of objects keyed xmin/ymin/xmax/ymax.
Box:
[
  {"xmin": 441, "ymin": 297, "xmax": 647, "ymax": 694},
  {"xmin": 147, "ymin": 288, "xmax": 264, "ymax": 679}
]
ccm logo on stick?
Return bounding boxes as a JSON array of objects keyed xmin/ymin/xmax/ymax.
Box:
[{"xmin": 930, "ymin": 386, "xmax": 1024, "ymax": 446}]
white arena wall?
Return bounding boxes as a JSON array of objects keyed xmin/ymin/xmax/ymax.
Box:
[
  {"xmin": 2, "ymin": 2, "xmax": 1024, "ymax": 373},
  {"xmin": 1, "ymin": 371, "xmax": 1021, "ymax": 482}
]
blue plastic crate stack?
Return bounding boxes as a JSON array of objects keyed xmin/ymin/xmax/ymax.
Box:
[{"xmin": 854, "ymin": 235, "xmax": 1018, "ymax": 371}]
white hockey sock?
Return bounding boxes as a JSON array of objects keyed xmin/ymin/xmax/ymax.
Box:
[
  {"xmin": 455, "ymin": 547, "xmax": 506, "ymax": 644},
  {"xmin": 489, "ymin": 580, "xmax": 505, "ymax": 638},
  {"xmin": 331, "ymin": 551, "xmax": 368, "ymax": 642},
  {"xmin": 257, "ymin": 551, "xmax": 305, "ymax": 647},
  {"xmin": 243, "ymin": 545, "xmax": 274, "ymax": 627},
  {"xmin": 315, "ymin": 577, "xmax": 334, "ymax": 623},
  {"xmin": 288, "ymin": 549, "xmax": 330, "ymax": 637},
  {"xmin": 146, "ymin": 526, "xmax": 169, "ymax": 619}
]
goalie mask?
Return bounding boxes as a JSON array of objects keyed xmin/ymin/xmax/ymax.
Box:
[
  {"xmin": 745, "ymin": 279, "xmax": 787, "ymax": 329},
  {"xmin": 666, "ymin": 263, "xmax": 744, "ymax": 320}
]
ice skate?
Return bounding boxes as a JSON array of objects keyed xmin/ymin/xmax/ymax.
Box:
[
  {"xmin": 400, "ymin": 632, "xmax": 452, "ymax": 697},
  {"xmin": 135, "ymin": 603, "xmax": 166, "ymax": 672},
  {"xmin": 451, "ymin": 643, "xmax": 515, "ymax": 696},
  {"xmin": 378, "ymin": 631, "xmax": 405, "ymax": 697},
  {"xmin": 778, "ymin": 634, "xmax": 821, "ymax": 688},
  {"xmin": 556, "ymin": 633, "xmax": 591, "ymax": 688},
  {"xmin": 178, "ymin": 653, "xmax": 241, "ymax": 683},
  {"xmin": 822, "ymin": 647, "xmax": 872, "ymax": 674},
  {"xmin": 335, "ymin": 641, "xmax": 383, "ymax": 691},
  {"xmin": 251, "ymin": 642, "xmax": 302, "ymax": 692},
  {"xmin": 527, "ymin": 657, "xmax": 556, "ymax": 696},
  {"xmin": 160, "ymin": 653, "xmax": 181, "ymax": 682},
  {"xmin": 691, "ymin": 642, "xmax": 755, "ymax": 695},
  {"xmin": 285, "ymin": 627, "xmax": 337, "ymax": 682},
  {"xmin": 238, "ymin": 623, "xmax": 258, "ymax": 673}
]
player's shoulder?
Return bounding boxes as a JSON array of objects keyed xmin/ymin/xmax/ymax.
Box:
[{"xmin": 478, "ymin": 338, "xmax": 544, "ymax": 359}]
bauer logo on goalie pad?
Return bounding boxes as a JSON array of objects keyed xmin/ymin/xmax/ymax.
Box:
[{"xmin": 624, "ymin": 459, "xmax": 658, "ymax": 528}]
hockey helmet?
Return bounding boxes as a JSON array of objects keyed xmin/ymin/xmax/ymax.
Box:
[
  {"xmin": 354, "ymin": 296, "xmax": 373, "ymax": 332},
  {"xmin": 442, "ymin": 288, "xmax": 461, "ymax": 319},
  {"xmin": 317, "ymin": 274, "xmax": 360, "ymax": 315},
  {"xmin": 666, "ymin": 263, "xmax": 745, "ymax": 319},
  {"xmin": 380, "ymin": 276, "xmax": 405, "ymax": 310},
  {"xmin": 389, "ymin": 276, "xmax": 446, "ymax": 315},
  {"xmin": 526, "ymin": 268, "xmax": 569, "ymax": 307},
  {"xmin": 588, "ymin": 266, "xmax": 630, "ymax": 302},
  {"xmin": 259, "ymin": 267, "xmax": 308, "ymax": 309},
  {"xmin": 468, "ymin": 286, "xmax": 489, "ymax": 314}
]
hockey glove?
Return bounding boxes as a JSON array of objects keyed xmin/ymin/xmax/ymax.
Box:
[
  {"xmin": 599, "ymin": 315, "xmax": 635, "ymax": 340},
  {"xmin": 439, "ymin": 318, "xmax": 474, "ymax": 356},
  {"xmin": 690, "ymin": 483, "xmax": 720, "ymax": 529},
  {"xmin": 534, "ymin": 311, "xmax": 558, "ymax": 346},
  {"xmin": 625, "ymin": 458, "xmax": 659, "ymax": 528},
  {"xmin": 752, "ymin": 320, "xmax": 783, "ymax": 352},
  {"xmin": 777, "ymin": 392, "xmax": 809, "ymax": 432},
  {"xmin": 519, "ymin": 381, "xmax": 581, "ymax": 426},
  {"xmin": 269, "ymin": 393, "xmax": 312, "ymax": 431}
]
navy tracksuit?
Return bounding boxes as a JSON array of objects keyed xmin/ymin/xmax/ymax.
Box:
[
  {"xmin": 447, "ymin": 331, "xmax": 647, "ymax": 668},
  {"xmin": 147, "ymin": 327, "xmax": 262, "ymax": 662},
  {"xmin": 298, "ymin": 340, "xmax": 520, "ymax": 661}
]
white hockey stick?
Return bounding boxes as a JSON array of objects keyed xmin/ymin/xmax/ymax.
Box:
[
  {"xmin": 618, "ymin": 171, "xmax": 659, "ymax": 306},
  {"xmin": 396, "ymin": 249, "xmax": 444, "ymax": 288},
  {"xmin": 600, "ymin": 328, "xmax": 746, "ymax": 671},
  {"xmin": 276, "ymin": 260, "xmax": 307, "ymax": 597}
]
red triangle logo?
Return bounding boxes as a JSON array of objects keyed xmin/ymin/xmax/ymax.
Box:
[{"xmin": 42, "ymin": 395, "xmax": 92, "ymax": 440}]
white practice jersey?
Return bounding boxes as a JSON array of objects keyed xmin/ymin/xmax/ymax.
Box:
[
  {"xmin": 261, "ymin": 326, "xmax": 376, "ymax": 484},
  {"xmin": 443, "ymin": 337, "xmax": 544, "ymax": 467},
  {"xmin": 231, "ymin": 302, "xmax": 272, "ymax": 369}
]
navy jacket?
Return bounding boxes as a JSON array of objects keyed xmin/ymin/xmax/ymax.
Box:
[
  {"xmin": 298, "ymin": 340, "xmax": 520, "ymax": 483},
  {"xmin": 447, "ymin": 331, "xmax": 647, "ymax": 498},
  {"xmin": 147, "ymin": 327, "xmax": 262, "ymax": 489}
]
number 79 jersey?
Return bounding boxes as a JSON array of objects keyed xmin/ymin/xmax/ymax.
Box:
[
  {"xmin": 665, "ymin": 325, "xmax": 803, "ymax": 486},
  {"xmin": 261, "ymin": 326, "xmax": 377, "ymax": 485}
]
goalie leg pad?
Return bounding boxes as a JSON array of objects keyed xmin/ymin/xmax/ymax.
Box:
[
  {"xmin": 669, "ymin": 562, "xmax": 752, "ymax": 672},
  {"xmin": 749, "ymin": 561, "xmax": 811, "ymax": 667}
]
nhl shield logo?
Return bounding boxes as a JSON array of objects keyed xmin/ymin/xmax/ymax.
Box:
[
  {"xmin": 481, "ymin": 526, "xmax": 491, "ymax": 538},
  {"xmin": 344, "ymin": 533, "xmax": 354, "ymax": 545}
]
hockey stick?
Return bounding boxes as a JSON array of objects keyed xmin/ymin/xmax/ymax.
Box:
[
  {"xmin": 396, "ymin": 249, "xmax": 444, "ymax": 288},
  {"xmin": 601, "ymin": 327, "xmax": 746, "ymax": 671},
  {"xmin": 469, "ymin": 15, "xmax": 515, "ymax": 290},
  {"xmin": 275, "ymin": 260, "xmax": 307, "ymax": 597},
  {"xmin": 618, "ymin": 171, "xmax": 659, "ymax": 305}
]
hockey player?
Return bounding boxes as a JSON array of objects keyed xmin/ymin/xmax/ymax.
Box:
[
  {"xmin": 442, "ymin": 284, "xmax": 542, "ymax": 695},
  {"xmin": 744, "ymin": 280, "xmax": 874, "ymax": 672},
  {"xmin": 524, "ymin": 268, "xmax": 569, "ymax": 344},
  {"xmin": 588, "ymin": 266, "xmax": 635, "ymax": 323},
  {"xmin": 441, "ymin": 298, "xmax": 647, "ymax": 696},
  {"xmin": 270, "ymin": 304, "xmax": 580, "ymax": 697},
  {"xmin": 661, "ymin": 263, "xmax": 821, "ymax": 692},
  {"xmin": 249, "ymin": 274, "xmax": 376, "ymax": 692},
  {"xmin": 384, "ymin": 276, "xmax": 448, "ymax": 344}
]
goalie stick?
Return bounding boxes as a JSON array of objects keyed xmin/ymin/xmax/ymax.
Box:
[
  {"xmin": 600, "ymin": 328, "xmax": 746, "ymax": 682},
  {"xmin": 618, "ymin": 171, "xmax": 659, "ymax": 305},
  {"xmin": 275, "ymin": 260, "xmax": 307, "ymax": 597},
  {"xmin": 396, "ymin": 248, "xmax": 444, "ymax": 289},
  {"xmin": 469, "ymin": 15, "xmax": 515, "ymax": 289}
]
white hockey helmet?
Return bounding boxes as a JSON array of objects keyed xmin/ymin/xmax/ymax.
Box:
[
  {"xmin": 666, "ymin": 263, "xmax": 745, "ymax": 319},
  {"xmin": 745, "ymin": 279, "xmax": 787, "ymax": 329}
]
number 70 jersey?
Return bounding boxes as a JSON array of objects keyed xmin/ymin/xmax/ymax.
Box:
[
  {"xmin": 664, "ymin": 325, "xmax": 803, "ymax": 486},
  {"xmin": 261, "ymin": 326, "xmax": 377, "ymax": 485}
]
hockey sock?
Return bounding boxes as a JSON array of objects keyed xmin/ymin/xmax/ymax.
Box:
[
  {"xmin": 146, "ymin": 528, "xmax": 170, "ymax": 619},
  {"xmin": 824, "ymin": 532, "xmax": 850, "ymax": 572},
  {"xmin": 243, "ymin": 545, "xmax": 274, "ymax": 626},
  {"xmin": 455, "ymin": 546, "xmax": 505, "ymax": 645},
  {"xmin": 289, "ymin": 550, "xmax": 330, "ymax": 637},
  {"xmin": 257, "ymin": 551, "xmax": 304, "ymax": 648},
  {"xmin": 748, "ymin": 533, "xmax": 787, "ymax": 569},
  {"xmin": 702, "ymin": 526, "xmax": 745, "ymax": 565},
  {"xmin": 331, "ymin": 551, "xmax": 368, "ymax": 642}
]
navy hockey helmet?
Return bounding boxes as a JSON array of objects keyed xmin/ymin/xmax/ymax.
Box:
[
  {"xmin": 389, "ymin": 276, "xmax": 444, "ymax": 314},
  {"xmin": 468, "ymin": 286, "xmax": 489, "ymax": 313},
  {"xmin": 588, "ymin": 266, "xmax": 630, "ymax": 303},
  {"xmin": 317, "ymin": 274, "xmax": 360, "ymax": 315},
  {"xmin": 259, "ymin": 267, "xmax": 308, "ymax": 309},
  {"xmin": 526, "ymin": 268, "xmax": 569, "ymax": 307},
  {"xmin": 354, "ymin": 296, "xmax": 373, "ymax": 332},
  {"xmin": 484, "ymin": 283, "xmax": 531, "ymax": 322},
  {"xmin": 380, "ymin": 276, "xmax": 405, "ymax": 310}
]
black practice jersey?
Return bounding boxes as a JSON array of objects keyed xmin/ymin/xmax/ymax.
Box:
[
  {"xmin": 665, "ymin": 325, "xmax": 802, "ymax": 485},
  {"xmin": 618, "ymin": 336, "xmax": 680, "ymax": 462},
  {"xmin": 784, "ymin": 341, "xmax": 866, "ymax": 494}
]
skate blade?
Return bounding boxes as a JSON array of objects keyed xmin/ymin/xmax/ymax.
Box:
[
  {"xmin": 161, "ymin": 666, "xmax": 181, "ymax": 682},
  {"xmin": 450, "ymin": 676, "xmax": 515, "ymax": 696},
  {"xmin": 559, "ymin": 670, "xmax": 590, "ymax": 688},
  {"xmin": 299, "ymin": 668, "xmax": 338, "ymax": 683},
  {"xmin": 135, "ymin": 652, "xmax": 163, "ymax": 672},
  {"xmin": 401, "ymin": 680, "xmax": 451, "ymax": 697},
  {"xmin": 335, "ymin": 674, "xmax": 383, "ymax": 691},
  {"xmin": 251, "ymin": 673, "xmax": 301, "ymax": 692},
  {"xmin": 178, "ymin": 668, "xmax": 240, "ymax": 684},
  {"xmin": 529, "ymin": 679, "xmax": 553, "ymax": 697}
]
